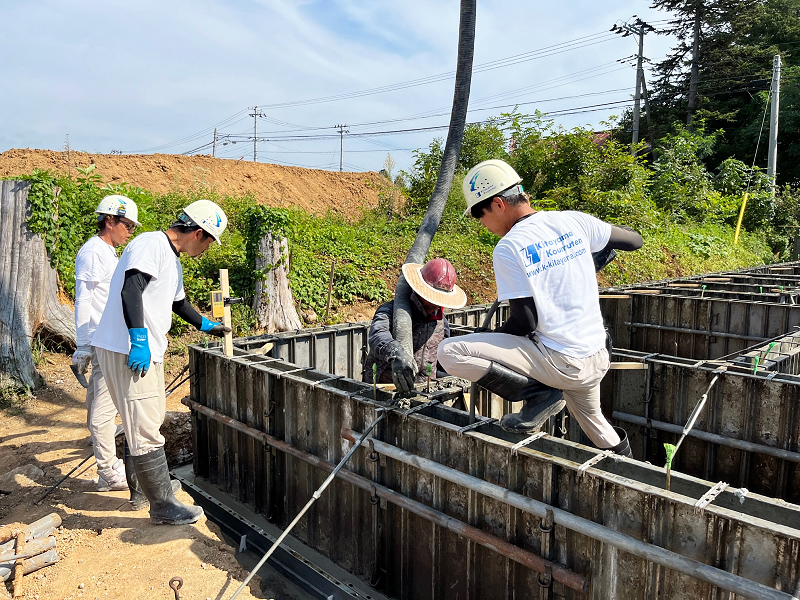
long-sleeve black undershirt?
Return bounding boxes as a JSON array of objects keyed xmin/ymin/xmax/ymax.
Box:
[{"xmin": 121, "ymin": 268, "xmax": 205, "ymax": 330}]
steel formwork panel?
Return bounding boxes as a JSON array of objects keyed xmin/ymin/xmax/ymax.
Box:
[
  {"xmin": 599, "ymin": 293, "xmax": 800, "ymax": 359},
  {"xmin": 188, "ymin": 344, "xmax": 800, "ymax": 600},
  {"xmin": 605, "ymin": 349, "xmax": 800, "ymax": 502}
]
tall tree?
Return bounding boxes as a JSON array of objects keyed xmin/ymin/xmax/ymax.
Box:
[{"xmin": 643, "ymin": 0, "xmax": 800, "ymax": 183}]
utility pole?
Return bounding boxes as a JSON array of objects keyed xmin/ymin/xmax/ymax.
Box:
[
  {"xmin": 212, "ymin": 128, "xmax": 217, "ymax": 158},
  {"xmin": 249, "ymin": 106, "xmax": 265, "ymax": 162},
  {"xmin": 612, "ymin": 17, "xmax": 654, "ymax": 155},
  {"xmin": 335, "ymin": 124, "xmax": 349, "ymax": 172},
  {"xmin": 686, "ymin": 5, "xmax": 702, "ymax": 127},
  {"xmin": 767, "ymin": 54, "xmax": 782, "ymax": 194}
]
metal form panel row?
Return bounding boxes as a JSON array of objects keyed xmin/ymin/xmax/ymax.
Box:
[
  {"xmin": 187, "ymin": 344, "xmax": 800, "ymax": 600},
  {"xmin": 604, "ymin": 349, "xmax": 800, "ymax": 502},
  {"xmin": 600, "ymin": 293, "xmax": 800, "ymax": 360}
]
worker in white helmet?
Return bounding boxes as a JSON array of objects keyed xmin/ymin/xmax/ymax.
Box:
[
  {"xmin": 437, "ymin": 160, "xmax": 643, "ymax": 457},
  {"xmin": 72, "ymin": 195, "xmax": 140, "ymax": 494},
  {"xmin": 92, "ymin": 200, "xmax": 230, "ymax": 525}
]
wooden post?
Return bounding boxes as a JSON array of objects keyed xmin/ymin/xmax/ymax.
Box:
[
  {"xmin": 219, "ymin": 269, "xmax": 233, "ymax": 357},
  {"xmin": 12, "ymin": 530, "xmax": 25, "ymax": 597}
]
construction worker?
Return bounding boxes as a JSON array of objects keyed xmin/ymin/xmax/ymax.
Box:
[
  {"xmin": 363, "ymin": 258, "xmax": 467, "ymax": 393},
  {"xmin": 72, "ymin": 195, "xmax": 140, "ymax": 493},
  {"xmin": 437, "ymin": 159, "xmax": 643, "ymax": 456},
  {"xmin": 92, "ymin": 200, "xmax": 230, "ymax": 525}
]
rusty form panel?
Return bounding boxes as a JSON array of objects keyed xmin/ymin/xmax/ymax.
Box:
[
  {"xmin": 605, "ymin": 349, "xmax": 800, "ymax": 502},
  {"xmin": 600, "ymin": 293, "xmax": 800, "ymax": 359},
  {"xmin": 188, "ymin": 344, "xmax": 800, "ymax": 600}
]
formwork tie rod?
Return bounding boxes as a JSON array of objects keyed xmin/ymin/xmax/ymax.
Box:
[{"xmin": 228, "ymin": 410, "xmax": 388, "ymax": 600}]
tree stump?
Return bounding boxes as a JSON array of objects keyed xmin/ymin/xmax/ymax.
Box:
[
  {"xmin": 0, "ymin": 181, "xmax": 77, "ymax": 389},
  {"xmin": 253, "ymin": 232, "xmax": 302, "ymax": 332}
]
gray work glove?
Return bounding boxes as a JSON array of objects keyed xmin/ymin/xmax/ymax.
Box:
[
  {"xmin": 71, "ymin": 345, "xmax": 92, "ymax": 375},
  {"xmin": 384, "ymin": 341, "xmax": 417, "ymax": 395}
]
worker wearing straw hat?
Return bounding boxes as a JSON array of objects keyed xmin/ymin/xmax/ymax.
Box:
[{"xmin": 363, "ymin": 258, "xmax": 467, "ymax": 394}]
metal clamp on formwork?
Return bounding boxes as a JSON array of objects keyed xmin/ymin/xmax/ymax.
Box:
[
  {"xmin": 275, "ymin": 366, "xmax": 315, "ymax": 379},
  {"xmin": 402, "ymin": 398, "xmax": 441, "ymax": 420},
  {"xmin": 511, "ymin": 432, "xmax": 547, "ymax": 456},
  {"xmin": 694, "ymin": 481, "xmax": 729, "ymax": 514},
  {"xmin": 310, "ymin": 375, "xmax": 344, "ymax": 389},
  {"xmin": 456, "ymin": 418, "xmax": 498, "ymax": 437},
  {"xmin": 576, "ymin": 450, "xmax": 615, "ymax": 477}
]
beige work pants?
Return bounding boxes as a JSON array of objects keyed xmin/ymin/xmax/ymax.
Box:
[
  {"xmin": 85, "ymin": 349, "xmax": 121, "ymax": 480},
  {"xmin": 94, "ymin": 347, "xmax": 166, "ymax": 456},
  {"xmin": 437, "ymin": 332, "xmax": 619, "ymax": 447}
]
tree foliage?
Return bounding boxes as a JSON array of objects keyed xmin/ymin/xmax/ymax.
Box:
[{"xmin": 629, "ymin": 0, "xmax": 800, "ymax": 184}]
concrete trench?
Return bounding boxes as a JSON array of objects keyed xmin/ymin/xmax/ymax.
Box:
[{"xmin": 181, "ymin": 262, "xmax": 800, "ymax": 599}]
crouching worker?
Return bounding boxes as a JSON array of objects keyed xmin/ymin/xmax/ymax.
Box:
[
  {"xmin": 72, "ymin": 195, "xmax": 140, "ymax": 493},
  {"xmin": 437, "ymin": 160, "xmax": 643, "ymax": 457},
  {"xmin": 363, "ymin": 258, "xmax": 467, "ymax": 394},
  {"xmin": 92, "ymin": 200, "xmax": 231, "ymax": 525}
]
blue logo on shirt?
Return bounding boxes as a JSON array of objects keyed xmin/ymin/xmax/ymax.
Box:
[{"xmin": 520, "ymin": 244, "xmax": 541, "ymax": 266}]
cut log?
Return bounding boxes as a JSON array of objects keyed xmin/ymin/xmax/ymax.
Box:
[
  {"xmin": 252, "ymin": 232, "xmax": 302, "ymax": 333},
  {"xmin": 0, "ymin": 181, "xmax": 77, "ymax": 390}
]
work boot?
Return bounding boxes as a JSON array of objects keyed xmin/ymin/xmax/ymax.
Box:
[
  {"xmin": 130, "ymin": 447, "xmax": 203, "ymax": 525},
  {"xmin": 474, "ymin": 362, "xmax": 565, "ymax": 433},
  {"xmin": 603, "ymin": 426, "xmax": 632, "ymax": 458},
  {"xmin": 125, "ymin": 440, "xmax": 182, "ymax": 511}
]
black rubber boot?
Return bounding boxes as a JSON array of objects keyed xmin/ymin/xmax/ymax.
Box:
[
  {"xmin": 602, "ymin": 426, "xmax": 632, "ymax": 458},
  {"xmin": 125, "ymin": 441, "xmax": 181, "ymax": 511},
  {"xmin": 130, "ymin": 448, "xmax": 203, "ymax": 525},
  {"xmin": 474, "ymin": 362, "xmax": 565, "ymax": 433}
]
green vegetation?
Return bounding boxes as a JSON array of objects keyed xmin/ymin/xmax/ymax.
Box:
[
  {"xmin": 624, "ymin": 0, "xmax": 800, "ymax": 185},
  {"xmin": 6, "ymin": 107, "xmax": 794, "ymax": 340}
]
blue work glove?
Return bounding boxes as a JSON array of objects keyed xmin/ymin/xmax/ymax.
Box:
[
  {"xmin": 200, "ymin": 317, "xmax": 232, "ymax": 338},
  {"xmin": 128, "ymin": 328, "xmax": 151, "ymax": 377}
]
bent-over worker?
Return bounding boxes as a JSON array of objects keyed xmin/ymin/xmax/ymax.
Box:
[
  {"xmin": 363, "ymin": 258, "xmax": 467, "ymax": 394},
  {"xmin": 437, "ymin": 159, "xmax": 643, "ymax": 456}
]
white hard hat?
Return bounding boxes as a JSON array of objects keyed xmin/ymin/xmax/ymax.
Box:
[
  {"xmin": 462, "ymin": 159, "xmax": 523, "ymax": 216},
  {"xmin": 181, "ymin": 200, "xmax": 227, "ymax": 245},
  {"xmin": 95, "ymin": 194, "xmax": 141, "ymax": 226}
]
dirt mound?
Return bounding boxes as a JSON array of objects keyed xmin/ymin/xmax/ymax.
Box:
[{"xmin": 0, "ymin": 148, "xmax": 384, "ymax": 220}]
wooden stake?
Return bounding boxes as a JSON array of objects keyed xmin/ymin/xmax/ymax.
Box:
[
  {"xmin": 219, "ymin": 269, "xmax": 233, "ymax": 357},
  {"xmin": 13, "ymin": 529, "xmax": 25, "ymax": 597}
]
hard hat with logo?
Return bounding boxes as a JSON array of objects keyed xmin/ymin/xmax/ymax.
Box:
[
  {"xmin": 462, "ymin": 159, "xmax": 523, "ymax": 216},
  {"xmin": 95, "ymin": 195, "xmax": 141, "ymax": 226},
  {"xmin": 401, "ymin": 258, "xmax": 467, "ymax": 309},
  {"xmin": 180, "ymin": 199, "xmax": 227, "ymax": 244}
]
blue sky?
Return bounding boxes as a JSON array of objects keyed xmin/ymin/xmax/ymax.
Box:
[{"xmin": 2, "ymin": 1, "xmax": 677, "ymax": 174}]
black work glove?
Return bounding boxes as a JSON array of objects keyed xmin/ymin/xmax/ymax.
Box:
[
  {"xmin": 384, "ymin": 341, "xmax": 417, "ymax": 394},
  {"xmin": 206, "ymin": 323, "xmax": 233, "ymax": 337},
  {"xmin": 592, "ymin": 247, "xmax": 617, "ymax": 273}
]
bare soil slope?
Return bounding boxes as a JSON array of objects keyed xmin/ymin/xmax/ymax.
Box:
[{"xmin": 0, "ymin": 149, "xmax": 382, "ymax": 220}]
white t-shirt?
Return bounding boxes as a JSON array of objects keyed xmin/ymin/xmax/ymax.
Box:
[
  {"xmin": 494, "ymin": 211, "xmax": 611, "ymax": 358},
  {"xmin": 74, "ymin": 236, "xmax": 118, "ymax": 347},
  {"xmin": 92, "ymin": 232, "xmax": 185, "ymax": 363}
]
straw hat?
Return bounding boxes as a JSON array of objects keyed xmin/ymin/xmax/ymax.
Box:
[{"xmin": 402, "ymin": 258, "xmax": 467, "ymax": 309}]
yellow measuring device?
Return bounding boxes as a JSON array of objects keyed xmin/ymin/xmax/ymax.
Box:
[{"xmin": 210, "ymin": 290, "xmax": 224, "ymax": 319}]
